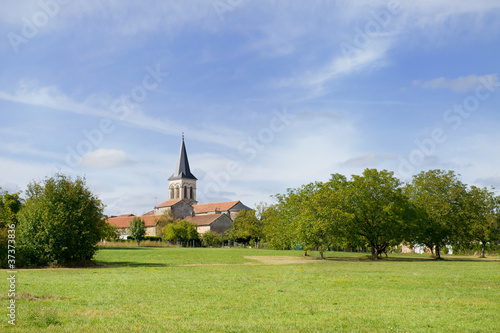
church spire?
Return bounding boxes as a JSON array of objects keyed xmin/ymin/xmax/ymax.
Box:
[{"xmin": 169, "ymin": 135, "xmax": 197, "ymax": 181}]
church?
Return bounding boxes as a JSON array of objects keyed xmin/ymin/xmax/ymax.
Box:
[{"xmin": 108, "ymin": 136, "xmax": 252, "ymax": 237}]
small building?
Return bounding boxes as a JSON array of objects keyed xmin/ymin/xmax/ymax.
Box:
[
  {"xmin": 108, "ymin": 214, "xmax": 161, "ymax": 237},
  {"xmin": 154, "ymin": 199, "xmax": 193, "ymax": 219},
  {"xmin": 186, "ymin": 214, "xmax": 233, "ymax": 235},
  {"xmin": 193, "ymin": 201, "xmax": 252, "ymax": 221}
]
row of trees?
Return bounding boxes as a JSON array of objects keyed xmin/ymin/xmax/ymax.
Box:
[{"xmin": 259, "ymin": 169, "xmax": 499, "ymax": 259}]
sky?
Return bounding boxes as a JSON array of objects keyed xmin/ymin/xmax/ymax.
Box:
[{"xmin": 1, "ymin": 0, "xmax": 499, "ymax": 216}]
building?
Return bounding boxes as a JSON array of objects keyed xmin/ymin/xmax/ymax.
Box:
[{"xmin": 108, "ymin": 136, "xmax": 252, "ymax": 237}]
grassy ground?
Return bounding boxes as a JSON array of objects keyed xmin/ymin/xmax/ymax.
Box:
[{"xmin": 1, "ymin": 248, "xmax": 499, "ymax": 332}]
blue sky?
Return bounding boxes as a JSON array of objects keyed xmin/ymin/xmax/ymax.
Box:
[{"xmin": 1, "ymin": 0, "xmax": 499, "ymax": 216}]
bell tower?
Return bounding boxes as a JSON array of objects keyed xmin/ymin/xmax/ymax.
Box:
[{"xmin": 168, "ymin": 135, "xmax": 197, "ymax": 204}]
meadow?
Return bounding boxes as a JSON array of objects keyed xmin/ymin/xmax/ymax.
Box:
[{"xmin": 1, "ymin": 247, "xmax": 499, "ymax": 332}]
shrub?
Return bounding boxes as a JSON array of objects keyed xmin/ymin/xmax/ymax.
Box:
[{"xmin": 17, "ymin": 174, "xmax": 106, "ymax": 267}]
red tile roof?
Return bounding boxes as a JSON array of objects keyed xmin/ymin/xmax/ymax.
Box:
[
  {"xmin": 193, "ymin": 201, "xmax": 240, "ymax": 213},
  {"xmin": 186, "ymin": 214, "xmax": 225, "ymax": 226},
  {"xmin": 107, "ymin": 214, "xmax": 160, "ymax": 228},
  {"xmin": 154, "ymin": 199, "xmax": 183, "ymax": 209}
]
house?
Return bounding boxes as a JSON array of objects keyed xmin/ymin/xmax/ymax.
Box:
[
  {"xmin": 108, "ymin": 213, "xmax": 161, "ymax": 237},
  {"xmin": 186, "ymin": 214, "xmax": 233, "ymax": 234},
  {"xmin": 153, "ymin": 199, "xmax": 193, "ymax": 219},
  {"xmin": 107, "ymin": 136, "xmax": 252, "ymax": 236},
  {"xmin": 193, "ymin": 201, "xmax": 252, "ymax": 221}
]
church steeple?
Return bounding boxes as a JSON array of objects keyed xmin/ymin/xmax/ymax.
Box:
[
  {"xmin": 169, "ymin": 135, "xmax": 197, "ymax": 181},
  {"xmin": 168, "ymin": 135, "xmax": 197, "ymax": 203}
]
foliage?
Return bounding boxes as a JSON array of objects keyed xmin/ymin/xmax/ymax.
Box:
[
  {"xmin": 405, "ymin": 170, "xmax": 468, "ymax": 259},
  {"xmin": 261, "ymin": 203, "xmax": 294, "ymax": 250},
  {"xmin": 0, "ymin": 188, "xmax": 23, "ymax": 227},
  {"xmin": 129, "ymin": 217, "xmax": 146, "ymax": 246},
  {"xmin": 100, "ymin": 220, "xmax": 120, "ymax": 241},
  {"xmin": 16, "ymin": 174, "xmax": 106, "ymax": 267},
  {"xmin": 228, "ymin": 210, "xmax": 263, "ymax": 245},
  {"xmin": 201, "ymin": 230, "xmax": 222, "ymax": 247},
  {"xmin": 0, "ymin": 188, "xmax": 24, "ymax": 268},
  {"xmin": 163, "ymin": 219, "xmax": 199, "ymax": 246},
  {"xmin": 156, "ymin": 210, "xmax": 175, "ymax": 238},
  {"xmin": 340, "ymin": 169, "xmax": 416, "ymax": 259},
  {"xmin": 462, "ymin": 186, "xmax": 500, "ymax": 257}
]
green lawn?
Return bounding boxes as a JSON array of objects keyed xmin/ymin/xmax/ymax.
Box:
[{"xmin": 1, "ymin": 248, "xmax": 499, "ymax": 332}]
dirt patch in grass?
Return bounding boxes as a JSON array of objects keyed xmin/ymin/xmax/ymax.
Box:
[{"xmin": 244, "ymin": 256, "xmax": 326, "ymax": 265}]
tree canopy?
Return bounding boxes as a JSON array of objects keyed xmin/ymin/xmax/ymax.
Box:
[
  {"xmin": 163, "ymin": 220, "xmax": 199, "ymax": 246},
  {"xmin": 265, "ymin": 168, "xmax": 500, "ymax": 259},
  {"xmin": 17, "ymin": 174, "xmax": 107, "ymax": 267},
  {"xmin": 129, "ymin": 217, "xmax": 146, "ymax": 246}
]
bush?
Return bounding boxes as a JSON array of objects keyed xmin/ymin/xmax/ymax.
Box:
[
  {"xmin": 202, "ymin": 230, "xmax": 222, "ymax": 247},
  {"xmin": 17, "ymin": 174, "xmax": 106, "ymax": 267}
]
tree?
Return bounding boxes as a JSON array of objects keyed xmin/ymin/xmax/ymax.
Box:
[
  {"xmin": 201, "ymin": 230, "xmax": 222, "ymax": 247},
  {"xmin": 340, "ymin": 169, "xmax": 415, "ymax": 260},
  {"xmin": 0, "ymin": 188, "xmax": 23, "ymax": 227},
  {"xmin": 229, "ymin": 210, "xmax": 263, "ymax": 246},
  {"xmin": 262, "ymin": 201, "xmax": 295, "ymax": 251},
  {"xmin": 129, "ymin": 217, "xmax": 146, "ymax": 246},
  {"xmin": 17, "ymin": 174, "xmax": 106, "ymax": 267},
  {"xmin": 405, "ymin": 170, "xmax": 468, "ymax": 259},
  {"xmin": 163, "ymin": 220, "xmax": 199, "ymax": 246},
  {"xmin": 271, "ymin": 182, "xmax": 322, "ymax": 255},
  {"xmin": 463, "ymin": 186, "xmax": 500, "ymax": 257},
  {"xmin": 0, "ymin": 188, "xmax": 24, "ymax": 268},
  {"xmin": 156, "ymin": 210, "xmax": 175, "ymax": 238}
]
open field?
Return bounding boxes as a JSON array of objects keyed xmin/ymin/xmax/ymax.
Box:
[{"xmin": 1, "ymin": 248, "xmax": 499, "ymax": 332}]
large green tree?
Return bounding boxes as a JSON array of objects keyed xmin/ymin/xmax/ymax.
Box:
[
  {"xmin": 463, "ymin": 186, "xmax": 500, "ymax": 257},
  {"xmin": 229, "ymin": 210, "xmax": 263, "ymax": 246},
  {"xmin": 340, "ymin": 169, "xmax": 415, "ymax": 260},
  {"xmin": 271, "ymin": 182, "xmax": 322, "ymax": 255},
  {"xmin": 17, "ymin": 174, "xmax": 106, "ymax": 267},
  {"xmin": 129, "ymin": 217, "xmax": 146, "ymax": 246},
  {"xmin": 163, "ymin": 220, "xmax": 199, "ymax": 246},
  {"xmin": 405, "ymin": 170, "xmax": 468, "ymax": 259}
]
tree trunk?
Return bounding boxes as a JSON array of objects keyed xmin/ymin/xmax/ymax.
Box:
[
  {"xmin": 303, "ymin": 250, "xmax": 308, "ymax": 257},
  {"xmin": 480, "ymin": 242, "xmax": 486, "ymax": 258},
  {"xmin": 435, "ymin": 246, "xmax": 441, "ymax": 260},
  {"xmin": 371, "ymin": 246, "xmax": 378, "ymax": 260},
  {"xmin": 319, "ymin": 251, "xmax": 325, "ymax": 259}
]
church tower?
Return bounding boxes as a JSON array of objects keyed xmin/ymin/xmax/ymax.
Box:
[{"xmin": 168, "ymin": 135, "xmax": 197, "ymax": 204}]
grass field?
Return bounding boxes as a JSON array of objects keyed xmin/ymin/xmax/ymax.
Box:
[{"xmin": 1, "ymin": 247, "xmax": 499, "ymax": 332}]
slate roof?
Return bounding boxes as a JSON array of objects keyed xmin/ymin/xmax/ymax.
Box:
[
  {"xmin": 168, "ymin": 137, "xmax": 197, "ymax": 180},
  {"xmin": 186, "ymin": 214, "xmax": 226, "ymax": 226},
  {"xmin": 192, "ymin": 201, "xmax": 241, "ymax": 213}
]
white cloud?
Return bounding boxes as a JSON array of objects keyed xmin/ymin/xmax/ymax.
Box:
[
  {"xmin": 0, "ymin": 80, "xmax": 243, "ymax": 148},
  {"xmin": 79, "ymin": 149, "xmax": 134, "ymax": 169},
  {"xmin": 413, "ymin": 74, "xmax": 498, "ymax": 92}
]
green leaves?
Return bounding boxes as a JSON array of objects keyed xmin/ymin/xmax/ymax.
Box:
[
  {"xmin": 163, "ymin": 220, "xmax": 199, "ymax": 245},
  {"xmin": 267, "ymin": 168, "xmax": 499, "ymax": 260},
  {"xmin": 229, "ymin": 210, "xmax": 263, "ymax": 244},
  {"xmin": 16, "ymin": 174, "xmax": 106, "ymax": 267},
  {"xmin": 129, "ymin": 217, "xmax": 146, "ymax": 245}
]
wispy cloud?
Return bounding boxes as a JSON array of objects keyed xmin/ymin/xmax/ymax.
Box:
[
  {"xmin": 80, "ymin": 149, "xmax": 135, "ymax": 169},
  {"xmin": 0, "ymin": 81, "xmax": 243, "ymax": 148},
  {"xmin": 413, "ymin": 74, "xmax": 498, "ymax": 92}
]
